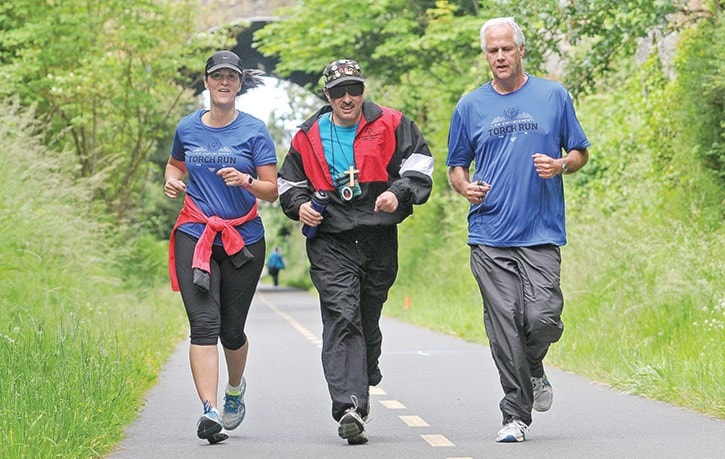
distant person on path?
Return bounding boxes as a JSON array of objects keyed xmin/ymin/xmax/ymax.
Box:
[
  {"xmin": 163, "ymin": 50, "xmax": 278, "ymax": 444},
  {"xmin": 446, "ymin": 17, "xmax": 590, "ymax": 443},
  {"xmin": 277, "ymin": 58, "xmax": 434, "ymax": 445},
  {"xmin": 266, "ymin": 247, "xmax": 285, "ymax": 286}
]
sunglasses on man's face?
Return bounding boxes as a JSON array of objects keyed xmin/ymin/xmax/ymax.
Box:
[{"xmin": 328, "ymin": 83, "xmax": 364, "ymax": 99}]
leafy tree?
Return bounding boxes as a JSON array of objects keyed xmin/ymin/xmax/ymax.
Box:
[
  {"xmin": 0, "ymin": 0, "xmax": 239, "ymax": 220},
  {"xmin": 255, "ymin": 0, "xmax": 716, "ymax": 203},
  {"xmin": 256, "ymin": 0, "xmax": 718, "ymax": 98},
  {"xmin": 256, "ymin": 1, "xmax": 494, "ymax": 108}
]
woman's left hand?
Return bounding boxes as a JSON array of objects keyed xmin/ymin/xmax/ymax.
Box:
[{"xmin": 217, "ymin": 167, "xmax": 248, "ymax": 187}]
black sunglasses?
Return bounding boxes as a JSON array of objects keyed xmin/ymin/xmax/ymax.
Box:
[{"xmin": 328, "ymin": 83, "xmax": 364, "ymax": 99}]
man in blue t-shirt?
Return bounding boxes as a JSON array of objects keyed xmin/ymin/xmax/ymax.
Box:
[{"xmin": 446, "ymin": 17, "xmax": 590, "ymax": 443}]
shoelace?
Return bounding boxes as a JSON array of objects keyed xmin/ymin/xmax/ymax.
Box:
[
  {"xmin": 224, "ymin": 393, "xmax": 241, "ymax": 411},
  {"xmin": 531, "ymin": 377, "xmax": 547, "ymax": 392},
  {"xmin": 513, "ymin": 419, "xmax": 528, "ymax": 429},
  {"xmin": 223, "ymin": 377, "xmax": 246, "ymax": 412},
  {"xmin": 347, "ymin": 395, "xmax": 370, "ymax": 423},
  {"xmin": 350, "ymin": 394, "xmax": 359, "ymax": 411},
  {"xmin": 202, "ymin": 399, "xmax": 215, "ymax": 414},
  {"xmin": 502, "ymin": 419, "xmax": 528, "ymax": 434}
]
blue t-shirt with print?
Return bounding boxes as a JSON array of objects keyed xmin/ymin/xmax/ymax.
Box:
[
  {"xmin": 446, "ymin": 76, "xmax": 590, "ymax": 247},
  {"xmin": 171, "ymin": 109, "xmax": 277, "ymax": 245}
]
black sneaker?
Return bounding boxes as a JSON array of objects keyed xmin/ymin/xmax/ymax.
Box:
[{"xmin": 197, "ymin": 400, "xmax": 228, "ymax": 444}]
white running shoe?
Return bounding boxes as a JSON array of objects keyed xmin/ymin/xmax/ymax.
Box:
[{"xmin": 496, "ymin": 419, "xmax": 528, "ymax": 443}]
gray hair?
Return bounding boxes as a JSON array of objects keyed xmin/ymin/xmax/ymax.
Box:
[{"xmin": 479, "ymin": 17, "xmax": 525, "ymax": 52}]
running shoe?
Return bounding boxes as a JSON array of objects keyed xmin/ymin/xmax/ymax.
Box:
[
  {"xmin": 197, "ymin": 400, "xmax": 227, "ymax": 444},
  {"xmin": 338, "ymin": 407, "xmax": 368, "ymax": 445},
  {"xmin": 222, "ymin": 377, "xmax": 247, "ymax": 430},
  {"xmin": 496, "ymin": 418, "xmax": 528, "ymax": 443},
  {"xmin": 532, "ymin": 374, "xmax": 553, "ymax": 412}
]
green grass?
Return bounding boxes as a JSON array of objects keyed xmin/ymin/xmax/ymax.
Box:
[
  {"xmin": 0, "ymin": 103, "xmax": 186, "ymax": 457},
  {"xmin": 553, "ymin": 212, "xmax": 724, "ymax": 417}
]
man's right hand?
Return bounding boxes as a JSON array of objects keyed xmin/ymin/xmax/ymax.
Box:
[
  {"xmin": 299, "ymin": 201, "xmax": 324, "ymax": 227},
  {"xmin": 466, "ymin": 180, "xmax": 491, "ymax": 204}
]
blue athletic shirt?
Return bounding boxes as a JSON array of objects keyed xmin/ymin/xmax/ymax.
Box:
[
  {"xmin": 446, "ymin": 76, "xmax": 590, "ymax": 247},
  {"xmin": 318, "ymin": 113, "xmax": 358, "ymax": 181},
  {"xmin": 171, "ymin": 109, "xmax": 277, "ymax": 246}
]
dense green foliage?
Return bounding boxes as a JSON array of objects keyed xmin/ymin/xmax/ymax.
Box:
[
  {"xmin": 0, "ymin": 0, "xmax": 245, "ymax": 223},
  {"xmin": 0, "ymin": 102, "xmax": 187, "ymax": 457},
  {"xmin": 667, "ymin": 12, "xmax": 725, "ymax": 184},
  {"xmin": 255, "ymin": 0, "xmax": 702, "ymax": 101}
]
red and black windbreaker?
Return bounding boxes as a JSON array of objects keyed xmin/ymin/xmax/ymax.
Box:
[{"xmin": 278, "ymin": 101, "xmax": 434, "ymax": 233}]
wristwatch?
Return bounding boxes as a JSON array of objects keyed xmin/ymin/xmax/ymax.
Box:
[
  {"xmin": 561, "ymin": 158, "xmax": 569, "ymax": 174},
  {"xmin": 244, "ymin": 175, "xmax": 254, "ymax": 189}
]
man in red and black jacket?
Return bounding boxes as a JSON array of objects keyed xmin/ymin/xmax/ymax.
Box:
[{"xmin": 277, "ymin": 58, "xmax": 433, "ymax": 445}]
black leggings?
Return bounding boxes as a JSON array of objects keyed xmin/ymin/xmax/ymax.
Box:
[{"xmin": 174, "ymin": 230, "xmax": 266, "ymax": 349}]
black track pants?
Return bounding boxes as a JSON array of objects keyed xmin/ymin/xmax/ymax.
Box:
[{"xmin": 307, "ymin": 226, "xmax": 398, "ymax": 421}]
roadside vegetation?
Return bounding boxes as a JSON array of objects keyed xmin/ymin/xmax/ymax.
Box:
[
  {"xmin": 0, "ymin": 0, "xmax": 722, "ymax": 457},
  {"xmin": 0, "ymin": 103, "xmax": 187, "ymax": 457}
]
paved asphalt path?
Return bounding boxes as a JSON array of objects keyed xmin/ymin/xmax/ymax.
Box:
[{"xmin": 110, "ymin": 285, "xmax": 725, "ymax": 458}]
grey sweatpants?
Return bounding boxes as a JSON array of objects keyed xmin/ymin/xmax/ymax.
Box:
[{"xmin": 470, "ymin": 244, "xmax": 564, "ymax": 426}]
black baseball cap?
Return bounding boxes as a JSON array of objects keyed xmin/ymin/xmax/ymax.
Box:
[{"xmin": 205, "ymin": 51, "xmax": 244, "ymax": 75}]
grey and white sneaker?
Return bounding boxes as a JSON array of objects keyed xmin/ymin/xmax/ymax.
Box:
[
  {"xmin": 532, "ymin": 374, "xmax": 553, "ymax": 412},
  {"xmin": 338, "ymin": 395, "xmax": 368, "ymax": 445},
  {"xmin": 338, "ymin": 408, "xmax": 368, "ymax": 445},
  {"xmin": 496, "ymin": 418, "xmax": 528, "ymax": 443},
  {"xmin": 222, "ymin": 377, "xmax": 247, "ymax": 430}
]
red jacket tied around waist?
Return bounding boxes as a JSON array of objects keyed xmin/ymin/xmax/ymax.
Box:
[{"xmin": 168, "ymin": 194, "xmax": 259, "ymax": 291}]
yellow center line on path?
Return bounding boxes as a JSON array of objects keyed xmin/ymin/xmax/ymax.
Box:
[
  {"xmin": 379, "ymin": 400, "xmax": 406, "ymax": 409},
  {"xmin": 421, "ymin": 434, "xmax": 455, "ymax": 447},
  {"xmin": 400, "ymin": 415, "xmax": 430, "ymax": 427},
  {"xmin": 259, "ymin": 293, "xmax": 463, "ymax": 455},
  {"xmin": 369, "ymin": 386, "xmax": 386, "ymax": 395},
  {"xmin": 259, "ymin": 293, "xmax": 322, "ymax": 349}
]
